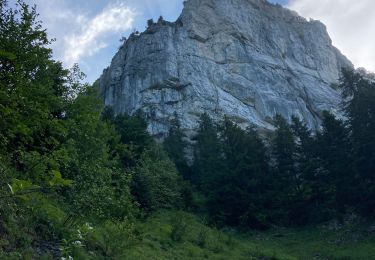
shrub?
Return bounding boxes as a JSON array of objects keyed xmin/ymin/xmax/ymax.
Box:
[
  {"xmin": 132, "ymin": 145, "xmax": 183, "ymax": 211},
  {"xmin": 85, "ymin": 219, "xmax": 136, "ymax": 257},
  {"xmin": 196, "ymin": 228, "xmax": 208, "ymax": 248},
  {"xmin": 170, "ymin": 212, "xmax": 188, "ymax": 242}
]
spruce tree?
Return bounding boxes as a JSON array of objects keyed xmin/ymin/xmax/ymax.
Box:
[
  {"xmin": 216, "ymin": 118, "xmax": 271, "ymax": 228},
  {"xmin": 290, "ymin": 116, "xmax": 325, "ymax": 223},
  {"xmin": 339, "ymin": 69, "xmax": 375, "ymax": 216},
  {"xmin": 272, "ymin": 115, "xmax": 300, "ymax": 224},
  {"xmin": 192, "ymin": 114, "xmax": 224, "ymax": 193},
  {"xmin": 113, "ymin": 112, "xmax": 153, "ymax": 167},
  {"xmin": 317, "ymin": 111, "xmax": 352, "ymax": 216},
  {"xmin": 164, "ymin": 114, "xmax": 191, "ymax": 179}
]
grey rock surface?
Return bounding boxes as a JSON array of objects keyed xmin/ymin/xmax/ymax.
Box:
[{"xmin": 99, "ymin": 0, "xmax": 352, "ymax": 137}]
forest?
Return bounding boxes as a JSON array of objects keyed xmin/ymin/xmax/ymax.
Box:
[{"xmin": 0, "ymin": 1, "xmax": 374, "ymax": 259}]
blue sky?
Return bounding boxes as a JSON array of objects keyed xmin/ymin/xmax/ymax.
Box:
[{"xmin": 14, "ymin": 0, "xmax": 375, "ymax": 82}]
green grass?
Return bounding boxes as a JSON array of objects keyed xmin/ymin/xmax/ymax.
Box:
[
  {"xmin": 3, "ymin": 206, "xmax": 374, "ymax": 259},
  {"xmin": 117, "ymin": 211, "xmax": 375, "ymax": 260},
  {"xmin": 246, "ymin": 226, "xmax": 375, "ymax": 260}
]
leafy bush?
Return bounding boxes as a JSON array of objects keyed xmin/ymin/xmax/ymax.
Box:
[
  {"xmin": 85, "ymin": 220, "xmax": 136, "ymax": 257},
  {"xmin": 195, "ymin": 228, "xmax": 208, "ymax": 247},
  {"xmin": 61, "ymin": 89, "xmax": 134, "ymax": 220},
  {"xmin": 132, "ymin": 145, "xmax": 184, "ymax": 211},
  {"xmin": 170, "ymin": 212, "xmax": 188, "ymax": 242}
]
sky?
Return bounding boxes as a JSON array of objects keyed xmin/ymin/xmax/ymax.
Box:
[{"xmin": 13, "ymin": 0, "xmax": 375, "ymax": 83}]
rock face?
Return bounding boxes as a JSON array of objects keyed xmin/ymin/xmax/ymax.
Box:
[{"xmin": 99, "ymin": 0, "xmax": 352, "ymax": 137}]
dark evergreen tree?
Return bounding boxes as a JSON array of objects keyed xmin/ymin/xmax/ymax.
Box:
[
  {"xmin": 317, "ymin": 111, "xmax": 352, "ymax": 216},
  {"xmin": 273, "ymin": 115, "xmax": 295, "ymax": 181},
  {"xmin": 101, "ymin": 106, "xmax": 115, "ymax": 122},
  {"xmin": 339, "ymin": 69, "xmax": 375, "ymax": 216},
  {"xmin": 192, "ymin": 114, "xmax": 224, "ymax": 193},
  {"xmin": 213, "ymin": 118, "xmax": 271, "ymax": 228},
  {"xmin": 290, "ymin": 116, "xmax": 329, "ymax": 223},
  {"xmin": 272, "ymin": 115, "xmax": 300, "ymax": 225},
  {"xmin": 164, "ymin": 114, "xmax": 191, "ymax": 180},
  {"xmin": 113, "ymin": 112, "xmax": 154, "ymax": 167}
]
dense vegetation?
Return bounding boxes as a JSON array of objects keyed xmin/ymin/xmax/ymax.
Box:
[{"xmin": 0, "ymin": 1, "xmax": 374, "ymax": 259}]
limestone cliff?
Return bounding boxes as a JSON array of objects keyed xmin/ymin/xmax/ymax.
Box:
[{"xmin": 99, "ymin": 0, "xmax": 352, "ymax": 137}]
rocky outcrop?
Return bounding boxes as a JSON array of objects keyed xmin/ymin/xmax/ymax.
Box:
[{"xmin": 99, "ymin": 0, "xmax": 352, "ymax": 137}]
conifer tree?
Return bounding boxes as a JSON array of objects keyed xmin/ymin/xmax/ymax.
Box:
[
  {"xmin": 317, "ymin": 111, "xmax": 352, "ymax": 216},
  {"xmin": 273, "ymin": 115, "xmax": 297, "ymax": 190},
  {"xmin": 215, "ymin": 118, "xmax": 271, "ymax": 228},
  {"xmin": 339, "ymin": 69, "xmax": 375, "ymax": 216},
  {"xmin": 192, "ymin": 114, "xmax": 224, "ymax": 192},
  {"xmin": 290, "ymin": 116, "xmax": 325, "ymax": 222},
  {"xmin": 113, "ymin": 112, "xmax": 153, "ymax": 167},
  {"xmin": 164, "ymin": 113, "xmax": 191, "ymax": 179},
  {"xmin": 272, "ymin": 115, "xmax": 300, "ymax": 224}
]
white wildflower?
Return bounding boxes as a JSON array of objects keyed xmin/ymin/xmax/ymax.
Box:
[
  {"xmin": 85, "ymin": 222, "xmax": 94, "ymax": 230},
  {"xmin": 77, "ymin": 229, "xmax": 83, "ymax": 239},
  {"xmin": 73, "ymin": 240, "xmax": 82, "ymax": 246},
  {"xmin": 61, "ymin": 257, "xmax": 73, "ymax": 260}
]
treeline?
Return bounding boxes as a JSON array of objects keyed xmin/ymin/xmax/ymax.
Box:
[{"xmin": 163, "ymin": 69, "xmax": 375, "ymax": 228}]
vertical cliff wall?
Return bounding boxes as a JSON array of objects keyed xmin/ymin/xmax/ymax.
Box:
[{"xmin": 99, "ymin": 0, "xmax": 352, "ymax": 136}]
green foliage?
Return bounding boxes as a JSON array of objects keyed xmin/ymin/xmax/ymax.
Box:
[
  {"xmin": 189, "ymin": 91, "xmax": 374, "ymax": 227},
  {"xmin": 271, "ymin": 115, "xmax": 311, "ymax": 225},
  {"xmin": 339, "ymin": 69, "xmax": 375, "ymax": 216},
  {"xmin": 210, "ymin": 118, "xmax": 272, "ymax": 228},
  {"xmin": 0, "ymin": 0, "xmax": 69, "ymax": 167},
  {"xmin": 9, "ymin": 178, "xmax": 39, "ymax": 194},
  {"xmin": 170, "ymin": 212, "xmax": 188, "ymax": 242},
  {"xmin": 48, "ymin": 170, "xmax": 73, "ymax": 187},
  {"xmin": 195, "ymin": 228, "xmax": 209, "ymax": 248},
  {"xmin": 84, "ymin": 219, "xmax": 136, "ymax": 257},
  {"xmin": 192, "ymin": 113, "xmax": 224, "ymax": 191},
  {"xmin": 0, "ymin": 2, "xmax": 138, "ymax": 257},
  {"xmin": 118, "ymin": 211, "xmax": 374, "ymax": 260},
  {"xmin": 62, "ymin": 88, "xmax": 134, "ymax": 220},
  {"xmin": 133, "ymin": 145, "xmax": 184, "ymax": 211},
  {"xmin": 290, "ymin": 116, "xmax": 333, "ymax": 223},
  {"xmin": 316, "ymin": 111, "xmax": 353, "ymax": 217},
  {"xmin": 272, "ymin": 115, "xmax": 296, "ymax": 189},
  {"xmin": 113, "ymin": 112, "xmax": 154, "ymax": 167},
  {"xmin": 164, "ymin": 113, "xmax": 192, "ymax": 180}
]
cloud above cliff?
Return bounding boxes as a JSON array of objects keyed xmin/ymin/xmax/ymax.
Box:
[
  {"xmin": 62, "ymin": 3, "xmax": 135, "ymax": 66},
  {"xmin": 288, "ymin": 0, "xmax": 375, "ymax": 72},
  {"xmin": 19, "ymin": 0, "xmax": 184, "ymax": 82}
]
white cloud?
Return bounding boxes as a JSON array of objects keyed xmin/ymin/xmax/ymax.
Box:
[
  {"xmin": 288, "ymin": 0, "xmax": 375, "ymax": 72},
  {"xmin": 62, "ymin": 3, "xmax": 136, "ymax": 66}
]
